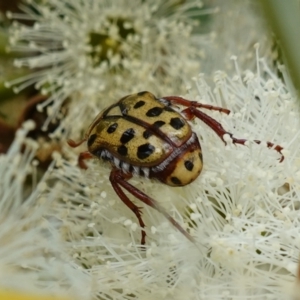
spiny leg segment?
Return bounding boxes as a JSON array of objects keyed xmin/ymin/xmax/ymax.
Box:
[
  {"xmin": 110, "ymin": 169, "xmax": 146, "ymax": 245},
  {"xmin": 67, "ymin": 138, "xmax": 195, "ymax": 245},
  {"xmin": 163, "ymin": 96, "xmax": 284, "ymax": 162},
  {"xmin": 111, "ymin": 168, "xmax": 195, "ymax": 245}
]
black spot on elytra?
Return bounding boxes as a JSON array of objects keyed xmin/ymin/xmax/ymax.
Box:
[
  {"xmin": 153, "ymin": 120, "xmax": 165, "ymax": 128},
  {"xmin": 170, "ymin": 117, "xmax": 185, "ymax": 130},
  {"xmin": 134, "ymin": 100, "xmax": 145, "ymax": 109},
  {"xmin": 107, "ymin": 122, "xmax": 118, "ymax": 133},
  {"xmin": 137, "ymin": 143, "xmax": 155, "ymax": 159},
  {"xmin": 117, "ymin": 145, "xmax": 128, "ymax": 156},
  {"xmin": 137, "ymin": 91, "xmax": 148, "ymax": 96},
  {"xmin": 120, "ymin": 128, "xmax": 135, "ymax": 144},
  {"xmin": 146, "ymin": 107, "xmax": 163, "ymax": 117},
  {"xmin": 171, "ymin": 176, "xmax": 182, "ymax": 185},
  {"xmin": 143, "ymin": 130, "xmax": 152, "ymax": 139},
  {"xmin": 184, "ymin": 160, "xmax": 194, "ymax": 171},
  {"xmin": 87, "ymin": 134, "xmax": 97, "ymax": 147}
]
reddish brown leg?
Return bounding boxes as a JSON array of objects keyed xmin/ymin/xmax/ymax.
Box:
[
  {"xmin": 67, "ymin": 138, "xmax": 87, "ymax": 148},
  {"xmin": 163, "ymin": 96, "xmax": 284, "ymax": 162},
  {"xmin": 163, "ymin": 96, "xmax": 230, "ymax": 114},
  {"xmin": 67, "ymin": 138, "xmax": 92, "ymax": 169},
  {"xmin": 110, "ymin": 169, "xmax": 146, "ymax": 245},
  {"xmin": 182, "ymin": 106, "xmax": 284, "ymax": 162},
  {"xmin": 76, "ymin": 151, "xmax": 93, "ymax": 169},
  {"xmin": 111, "ymin": 168, "xmax": 195, "ymax": 245}
]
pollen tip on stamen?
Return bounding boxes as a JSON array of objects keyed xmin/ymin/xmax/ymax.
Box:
[
  {"xmin": 22, "ymin": 119, "xmax": 36, "ymax": 130},
  {"xmin": 4, "ymin": 81, "xmax": 11, "ymax": 88},
  {"xmin": 13, "ymin": 87, "xmax": 19, "ymax": 94},
  {"xmin": 36, "ymin": 104, "xmax": 44, "ymax": 112},
  {"xmin": 6, "ymin": 11, "xmax": 12, "ymax": 19}
]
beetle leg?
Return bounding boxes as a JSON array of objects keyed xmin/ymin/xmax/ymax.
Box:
[
  {"xmin": 77, "ymin": 151, "xmax": 93, "ymax": 170},
  {"xmin": 110, "ymin": 169, "xmax": 146, "ymax": 245},
  {"xmin": 67, "ymin": 138, "xmax": 87, "ymax": 148},
  {"xmin": 163, "ymin": 96, "xmax": 284, "ymax": 162},
  {"xmin": 67, "ymin": 139, "xmax": 92, "ymax": 169},
  {"xmin": 111, "ymin": 168, "xmax": 195, "ymax": 245},
  {"xmin": 182, "ymin": 106, "xmax": 284, "ymax": 163},
  {"xmin": 162, "ymin": 96, "xmax": 230, "ymax": 114}
]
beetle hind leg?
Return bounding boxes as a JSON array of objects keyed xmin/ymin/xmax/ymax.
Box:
[{"xmin": 110, "ymin": 168, "xmax": 195, "ymax": 245}]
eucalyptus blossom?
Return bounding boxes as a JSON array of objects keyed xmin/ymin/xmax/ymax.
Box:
[
  {"xmin": 45, "ymin": 56, "xmax": 300, "ymax": 299},
  {"xmin": 7, "ymin": 0, "xmax": 212, "ymax": 133},
  {"xmin": 0, "ymin": 121, "xmax": 91, "ymax": 299}
]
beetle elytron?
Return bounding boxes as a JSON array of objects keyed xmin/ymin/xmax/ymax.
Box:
[{"xmin": 68, "ymin": 91, "xmax": 284, "ymax": 245}]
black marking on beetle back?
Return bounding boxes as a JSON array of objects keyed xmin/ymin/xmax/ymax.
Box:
[
  {"xmin": 184, "ymin": 160, "xmax": 194, "ymax": 171},
  {"xmin": 134, "ymin": 100, "xmax": 145, "ymax": 109},
  {"xmin": 153, "ymin": 120, "xmax": 166, "ymax": 128},
  {"xmin": 107, "ymin": 122, "xmax": 118, "ymax": 133},
  {"xmin": 171, "ymin": 176, "xmax": 182, "ymax": 185},
  {"xmin": 143, "ymin": 130, "xmax": 152, "ymax": 139},
  {"xmin": 170, "ymin": 117, "xmax": 185, "ymax": 130},
  {"xmin": 137, "ymin": 143, "xmax": 155, "ymax": 159},
  {"xmin": 120, "ymin": 128, "xmax": 135, "ymax": 144},
  {"xmin": 87, "ymin": 134, "xmax": 97, "ymax": 147},
  {"xmin": 117, "ymin": 145, "xmax": 128, "ymax": 156},
  {"xmin": 146, "ymin": 107, "xmax": 163, "ymax": 117}
]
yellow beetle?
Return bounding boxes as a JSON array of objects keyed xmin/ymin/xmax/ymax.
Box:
[{"xmin": 68, "ymin": 91, "xmax": 284, "ymax": 245}]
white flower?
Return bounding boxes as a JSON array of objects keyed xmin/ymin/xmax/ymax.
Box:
[
  {"xmin": 44, "ymin": 55, "xmax": 300, "ymax": 299},
  {"xmin": 7, "ymin": 0, "xmax": 213, "ymax": 131},
  {"xmin": 3, "ymin": 1, "xmax": 300, "ymax": 299},
  {"xmin": 203, "ymin": 0, "xmax": 275, "ymax": 74},
  {"xmin": 0, "ymin": 121, "xmax": 91, "ymax": 299}
]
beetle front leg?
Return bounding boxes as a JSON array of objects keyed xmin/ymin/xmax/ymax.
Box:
[
  {"xmin": 67, "ymin": 138, "xmax": 93, "ymax": 169},
  {"xmin": 76, "ymin": 151, "xmax": 93, "ymax": 169},
  {"xmin": 111, "ymin": 168, "xmax": 195, "ymax": 244},
  {"xmin": 182, "ymin": 106, "xmax": 284, "ymax": 163},
  {"xmin": 67, "ymin": 138, "xmax": 87, "ymax": 148}
]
